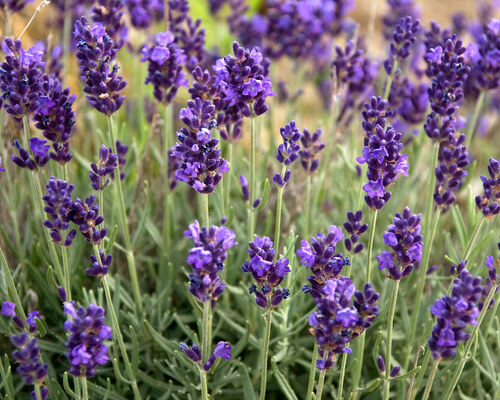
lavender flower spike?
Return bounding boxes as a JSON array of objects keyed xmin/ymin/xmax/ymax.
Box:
[
  {"xmin": 299, "ymin": 128, "xmax": 325, "ymax": 174},
  {"xmin": 42, "ymin": 177, "xmax": 77, "ymax": 246},
  {"xmin": 384, "ymin": 16, "xmax": 421, "ymax": 75},
  {"xmin": 64, "ymin": 302, "xmax": 112, "ymax": 378},
  {"xmin": 377, "ymin": 207, "xmax": 423, "ymax": 280},
  {"xmin": 11, "ymin": 138, "xmax": 50, "ymax": 170},
  {"xmin": 475, "ymin": 158, "xmax": 500, "ymax": 217},
  {"xmin": 273, "ymin": 121, "xmax": 301, "ymax": 188},
  {"xmin": 87, "ymin": 250, "xmax": 112, "ymax": 278},
  {"xmin": 171, "ymin": 98, "xmax": 229, "ymax": 193},
  {"xmin": 141, "ymin": 31, "xmax": 188, "ymax": 104},
  {"xmin": 89, "ymin": 145, "xmax": 118, "ymax": 191},
  {"xmin": 242, "ymin": 236, "xmax": 291, "ymax": 309},
  {"xmin": 309, "ymin": 278, "xmax": 379, "ymax": 370},
  {"xmin": 214, "ymin": 41, "xmax": 275, "ymax": 118},
  {"xmin": 73, "ymin": 17, "xmax": 127, "ymax": 115},
  {"xmin": 68, "ymin": 195, "xmax": 107, "ymax": 245},
  {"xmin": 184, "ymin": 220, "xmax": 236, "ymax": 304}
]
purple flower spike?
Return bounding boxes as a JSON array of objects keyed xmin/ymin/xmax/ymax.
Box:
[
  {"xmin": 475, "ymin": 158, "xmax": 500, "ymax": 217},
  {"xmin": 10, "ymin": 332, "xmax": 48, "ymax": 391},
  {"xmin": 0, "ymin": 0, "xmax": 34, "ymax": 13},
  {"xmin": 469, "ymin": 19, "xmax": 500, "ymax": 90},
  {"xmin": 171, "ymin": 98, "xmax": 229, "ymax": 193},
  {"xmin": 309, "ymin": 277, "xmax": 379, "ymax": 370},
  {"xmin": 275, "ymin": 121, "xmax": 301, "ymax": 167},
  {"xmin": 242, "ymin": 236, "xmax": 290, "ymax": 309},
  {"xmin": 377, "ymin": 207, "xmax": 423, "ymax": 281},
  {"xmin": 11, "ymin": 138, "xmax": 50, "ymax": 170},
  {"xmin": 343, "ymin": 210, "xmax": 368, "ymax": 254},
  {"xmin": 297, "ymin": 226, "xmax": 348, "ymax": 299},
  {"xmin": 68, "ymin": 195, "xmax": 107, "ymax": 245},
  {"xmin": 42, "ymin": 177, "xmax": 77, "ymax": 247},
  {"xmin": 64, "ymin": 302, "xmax": 112, "ymax": 378},
  {"xmin": 357, "ymin": 124, "xmax": 408, "ymax": 210},
  {"xmin": 87, "ymin": 249, "xmax": 112, "ymax": 278},
  {"xmin": 89, "ymin": 145, "xmax": 118, "ymax": 190},
  {"xmin": 299, "ymin": 128, "xmax": 325, "ymax": 174},
  {"xmin": 382, "ymin": 0, "xmax": 421, "ymax": 40},
  {"xmin": 180, "ymin": 342, "xmax": 202, "ymax": 363},
  {"xmin": 91, "ymin": 0, "xmax": 128, "ymax": 50},
  {"xmin": 33, "ymin": 74, "xmax": 76, "ymax": 165},
  {"xmin": 429, "ymin": 269, "xmax": 485, "ymax": 360},
  {"xmin": 0, "ymin": 37, "xmax": 44, "ymax": 120},
  {"xmin": 214, "ymin": 41, "xmax": 275, "ymax": 118},
  {"xmin": 73, "ymin": 17, "xmax": 127, "ymax": 115},
  {"xmin": 141, "ymin": 31, "xmax": 188, "ymax": 104},
  {"xmin": 184, "ymin": 220, "xmax": 236, "ymax": 303},
  {"xmin": 384, "ymin": 16, "xmax": 421, "ymax": 75}
]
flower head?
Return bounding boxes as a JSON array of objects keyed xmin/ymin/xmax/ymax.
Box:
[
  {"xmin": 475, "ymin": 158, "xmax": 500, "ymax": 217},
  {"xmin": 64, "ymin": 302, "xmax": 112, "ymax": 377}
]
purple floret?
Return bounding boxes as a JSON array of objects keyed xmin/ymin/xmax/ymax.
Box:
[{"xmin": 475, "ymin": 158, "xmax": 500, "ymax": 217}]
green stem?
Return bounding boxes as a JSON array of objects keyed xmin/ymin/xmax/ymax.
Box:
[
  {"xmin": 202, "ymin": 300, "xmax": 212, "ymax": 363},
  {"xmin": 464, "ymin": 90, "xmax": 486, "ymax": 149},
  {"xmin": 411, "ymin": 346, "xmax": 431, "ymax": 400},
  {"xmin": 351, "ymin": 333, "xmax": 366, "ymax": 400},
  {"xmin": 338, "ymin": 349, "xmax": 349, "ymax": 400},
  {"xmin": 225, "ymin": 139, "xmax": 233, "ymax": 210},
  {"xmin": 384, "ymin": 60, "xmax": 398, "ymax": 100},
  {"xmin": 259, "ymin": 309, "xmax": 273, "ymax": 400},
  {"xmin": 0, "ymin": 245, "xmax": 26, "ymax": 321},
  {"xmin": 81, "ymin": 377, "xmax": 88, "ymax": 400},
  {"xmin": 248, "ymin": 115, "xmax": 256, "ymax": 241},
  {"xmin": 107, "ymin": 116, "xmax": 142, "ymax": 311},
  {"xmin": 442, "ymin": 284, "xmax": 497, "ymax": 400},
  {"xmin": 383, "ymin": 280, "xmax": 400, "ymax": 400},
  {"xmin": 102, "ymin": 274, "xmax": 142, "ymax": 400},
  {"xmin": 200, "ymin": 369, "xmax": 208, "ymax": 400},
  {"xmin": 34, "ymin": 385, "xmax": 42, "ymax": 400},
  {"xmin": 462, "ymin": 216, "xmax": 485, "ymax": 261},
  {"xmin": 316, "ymin": 367, "xmax": 327, "ymax": 400},
  {"xmin": 305, "ymin": 344, "xmax": 318, "ymax": 400},
  {"xmin": 404, "ymin": 141, "xmax": 440, "ymax": 368},
  {"xmin": 274, "ymin": 165, "xmax": 286, "ymax": 259},
  {"xmin": 421, "ymin": 359, "xmax": 439, "ymax": 400},
  {"xmin": 162, "ymin": 103, "xmax": 173, "ymax": 254},
  {"xmin": 62, "ymin": 246, "xmax": 71, "ymax": 301},
  {"xmin": 304, "ymin": 174, "xmax": 311, "ymax": 238},
  {"xmin": 201, "ymin": 193, "xmax": 209, "ymax": 228},
  {"xmin": 366, "ymin": 210, "xmax": 378, "ymax": 282}
]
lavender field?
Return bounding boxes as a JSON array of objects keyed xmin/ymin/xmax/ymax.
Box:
[{"xmin": 0, "ymin": 0, "xmax": 499, "ymax": 399}]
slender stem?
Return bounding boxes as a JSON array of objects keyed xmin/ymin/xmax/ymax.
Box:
[
  {"xmin": 62, "ymin": 246, "xmax": 71, "ymax": 301},
  {"xmin": 201, "ymin": 193, "xmax": 209, "ymax": 228},
  {"xmin": 81, "ymin": 377, "xmax": 88, "ymax": 400},
  {"xmin": 259, "ymin": 309, "xmax": 273, "ymax": 400},
  {"xmin": 225, "ymin": 139, "xmax": 233, "ymax": 209},
  {"xmin": 384, "ymin": 60, "xmax": 398, "ymax": 100},
  {"xmin": 462, "ymin": 216, "xmax": 485, "ymax": 261},
  {"xmin": 383, "ymin": 280, "xmax": 400, "ymax": 400},
  {"xmin": 107, "ymin": 116, "xmax": 142, "ymax": 311},
  {"xmin": 274, "ymin": 165, "xmax": 286, "ymax": 259},
  {"xmin": 202, "ymin": 300, "xmax": 212, "ymax": 362},
  {"xmin": 316, "ymin": 368, "xmax": 327, "ymax": 400},
  {"xmin": 200, "ymin": 369, "xmax": 208, "ymax": 400},
  {"xmin": 443, "ymin": 284, "xmax": 497, "ymax": 400},
  {"xmin": 0, "ymin": 245, "xmax": 27, "ymax": 321},
  {"xmin": 162, "ymin": 103, "xmax": 173, "ymax": 254},
  {"xmin": 102, "ymin": 274, "xmax": 142, "ymax": 400},
  {"xmin": 464, "ymin": 90, "xmax": 486, "ymax": 149},
  {"xmin": 305, "ymin": 344, "xmax": 318, "ymax": 400},
  {"xmin": 304, "ymin": 174, "xmax": 311, "ymax": 238},
  {"xmin": 366, "ymin": 210, "xmax": 378, "ymax": 282},
  {"xmin": 34, "ymin": 385, "xmax": 42, "ymax": 400},
  {"xmin": 411, "ymin": 347, "xmax": 431, "ymax": 400},
  {"xmin": 351, "ymin": 332, "xmax": 366, "ymax": 400},
  {"xmin": 404, "ymin": 141, "xmax": 440, "ymax": 368},
  {"xmin": 367, "ymin": 0, "xmax": 379, "ymax": 45},
  {"xmin": 338, "ymin": 349, "xmax": 349, "ymax": 400},
  {"xmin": 421, "ymin": 359, "xmax": 439, "ymax": 400},
  {"xmin": 248, "ymin": 115, "xmax": 256, "ymax": 241}
]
